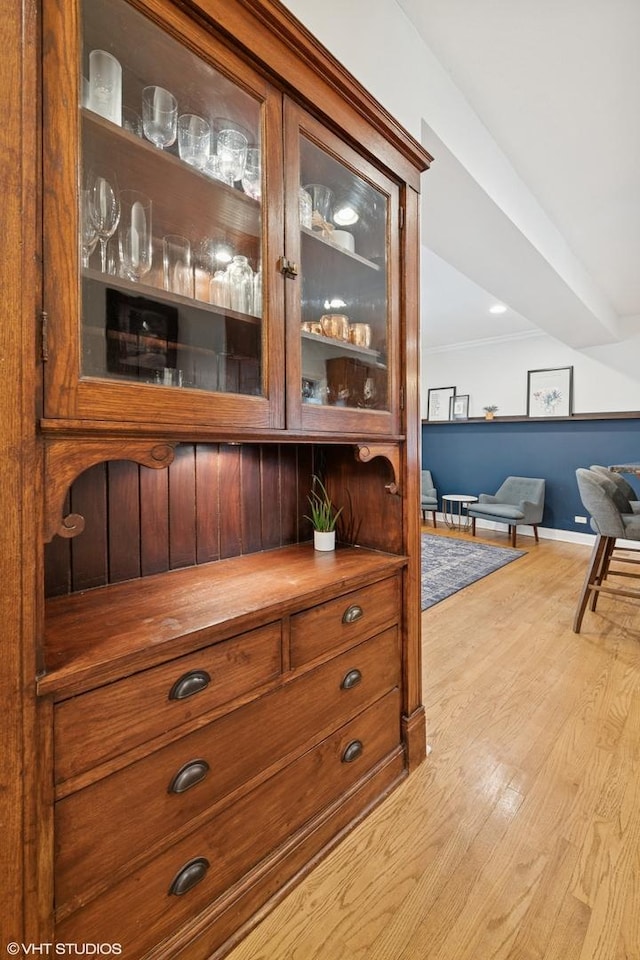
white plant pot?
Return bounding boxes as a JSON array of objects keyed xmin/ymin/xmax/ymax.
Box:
[{"xmin": 314, "ymin": 530, "xmax": 335, "ymax": 552}]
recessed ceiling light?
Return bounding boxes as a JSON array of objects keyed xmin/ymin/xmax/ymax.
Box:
[
  {"xmin": 489, "ymin": 303, "xmax": 507, "ymax": 314},
  {"xmin": 333, "ymin": 204, "xmax": 359, "ymax": 226}
]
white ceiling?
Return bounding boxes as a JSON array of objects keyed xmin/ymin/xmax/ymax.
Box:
[{"xmin": 396, "ymin": 0, "xmax": 640, "ymax": 350}]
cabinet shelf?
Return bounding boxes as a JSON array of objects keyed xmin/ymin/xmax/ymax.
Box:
[
  {"xmin": 301, "ymin": 329, "xmax": 385, "ymax": 366},
  {"xmin": 301, "ymin": 226, "xmax": 381, "ymax": 271},
  {"xmin": 83, "ymin": 268, "xmax": 261, "ymax": 324}
]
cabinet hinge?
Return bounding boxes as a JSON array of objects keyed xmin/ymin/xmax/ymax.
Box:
[
  {"xmin": 278, "ymin": 256, "xmax": 298, "ymax": 278},
  {"xmin": 399, "ymin": 206, "xmax": 405, "ymax": 229},
  {"xmin": 40, "ymin": 310, "xmax": 49, "ymax": 361}
]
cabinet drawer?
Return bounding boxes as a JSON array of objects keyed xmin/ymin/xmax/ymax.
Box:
[
  {"xmin": 54, "ymin": 622, "xmax": 281, "ymax": 783},
  {"xmin": 55, "ymin": 627, "xmax": 400, "ymax": 911},
  {"xmin": 56, "ymin": 689, "xmax": 401, "ymax": 954},
  {"xmin": 290, "ymin": 575, "xmax": 400, "ymax": 666}
]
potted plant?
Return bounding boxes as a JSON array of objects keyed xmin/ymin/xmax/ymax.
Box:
[
  {"xmin": 305, "ymin": 475, "xmax": 343, "ymax": 551},
  {"xmin": 483, "ymin": 404, "xmax": 498, "ymax": 421}
]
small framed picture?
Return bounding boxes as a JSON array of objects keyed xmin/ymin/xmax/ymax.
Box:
[
  {"xmin": 450, "ymin": 394, "xmax": 469, "ymax": 420},
  {"xmin": 427, "ymin": 386, "xmax": 456, "ymax": 422},
  {"xmin": 527, "ymin": 366, "xmax": 573, "ymax": 418}
]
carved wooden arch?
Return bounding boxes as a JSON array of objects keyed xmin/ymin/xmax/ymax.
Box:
[
  {"xmin": 43, "ymin": 438, "xmax": 177, "ymax": 542},
  {"xmin": 354, "ymin": 443, "xmax": 401, "ymax": 495}
]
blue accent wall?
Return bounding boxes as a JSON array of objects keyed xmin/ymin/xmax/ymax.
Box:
[{"xmin": 422, "ymin": 418, "xmax": 640, "ymax": 532}]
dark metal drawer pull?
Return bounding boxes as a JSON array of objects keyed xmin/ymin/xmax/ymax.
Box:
[
  {"xmin": 169, "ymin": 669, "xmax": 211, "ymax": 701},
  {"xmin": 342, "ymin": 740, "xmax": 363, "ymax": 763},
  {"xmin": 342, "ymin": 604, "xmax": 363, "ymax": 624},
  {"xmin": 169, "ymin": 857, "xmax": 210, "ymax": 897},
  {"xmin": 341, "ymin": 669, "xmax": 362, "ymax": 690},
  {"xmin": 168, "ymin": 759, "xmax": 210, "ymax": 795}
]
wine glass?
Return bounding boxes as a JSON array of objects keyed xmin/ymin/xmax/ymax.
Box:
[
  {"xmin": 118, "ymin": 190, "xmax": 152, "ymax": 282},
  {"xmin": 142, "ymin": 86, "xmax": 178, "ymax": 150},
  {"xmin": 80, "ymin": 189, "xmax": 98, "ymax": 268},
  {"xmin": 216, "ymin": 128, "xmax": 248, "ymax": 185},
  {"xmin": 241, "ymin": 148, "xmax": 261, "ymax": 199},
  {"xmin": 87, "ymin": 174, "xmax": 120, "ymax": 273}
]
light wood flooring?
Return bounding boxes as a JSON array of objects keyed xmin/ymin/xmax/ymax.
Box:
[{"xmin": 226, "ymin": 528, "xmax": 640, "ymax": 960}]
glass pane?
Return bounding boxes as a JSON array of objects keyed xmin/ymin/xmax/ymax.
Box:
[
  {"xmin": 80, "ymin": 0, "xmax": 263, "ymax": 396},
  {"xmin": 299, "ymin": 137, "xmax": 388, "ymax": 410}
]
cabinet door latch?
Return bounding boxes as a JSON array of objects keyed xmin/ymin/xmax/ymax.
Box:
[
  {"xmin": 278, "ymin": 256, "xmax": 298, "ymax": 278},
  {"xmin": 40, "ymin": 310, "xmax": 49, "ymax": 361}
]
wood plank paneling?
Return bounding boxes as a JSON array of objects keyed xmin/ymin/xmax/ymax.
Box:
[
  {"xmin": 219, "ymin": 444, "xmax": 243, "ymax": 560},
  {"xmin": 70, "ymin": 463, "xmax": 107, "ymax": 591},
  {"xmin": 140, "ymin": 465, "xmax": 170, "ymax": 576},
  {"xmin": 168, "ymin": 445, "xmax": 197, "ymax": 569},
  {"xmin": 195, "ymin": 443, "xmax": 220, "ymax": 564},
  {"xmin": 43, "ymin": 444, "xmax": 381, "ymax": 598},
  {"xmin": 107, "ymin": 461, "xmax": 141, "ymax": 583}
]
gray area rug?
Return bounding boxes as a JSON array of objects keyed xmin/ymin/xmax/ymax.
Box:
[{"xmin": 421, "ymin": 534, "xmax": 525, "ymax": 610}]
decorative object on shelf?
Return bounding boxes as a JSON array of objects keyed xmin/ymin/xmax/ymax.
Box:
[
  {"xmin": 88, "ymin": 50, "xmax": 122, "ymax": 126},
  {"xmin": 450, "ymin": 394, "xmax": 469, "ymax": 420},
  {"xmin": 331, "ymin": 230, "xmax": 355, "ymax": 253},
  {"xmin": 305, "ymin": 475, "xmax": 343, "ymax": 551},
  {"xmin": 427, "ymin": 385, "xmax": 456, "ymax": 422},
  {"xmin": 349, "ymin": 323, "xmax": 371, "ymax": 348},
  {"xmin": 142, "ymin": 85, "xmax": 178, "ymax": 149},
  {"xmin": 527, "ymin": 366, "xmax": 573, "ymax": 417},
  {"xmin": 483, "ymin": 404, "xmax": 498, "ymax": 420},
  {"xmin": 320, "ymin": 314, "xmax": 350, "ymax": 341}
]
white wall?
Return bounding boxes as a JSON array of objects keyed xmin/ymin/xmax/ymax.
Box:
[{"xmin": 422, "ymin": 332, "xmax": 640, "ymax": 419}]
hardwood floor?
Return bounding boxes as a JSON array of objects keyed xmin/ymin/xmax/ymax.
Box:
[{"xmin": 226, "ymin": 528, "xmax": 640, "ymax": 960}]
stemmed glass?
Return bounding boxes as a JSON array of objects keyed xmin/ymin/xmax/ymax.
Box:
[
  {"xmin": 142, "ymin": 86, "xmax": 178, "ymax": 150},
  {"xmin": 216, "ymin": 129, "xmax": 248, "ymax": 185},
  {"xmin": 80, "ymin": 189, "xmax": 98, "ymax": 268},
  {"xmin": 241, "ymin": 148, "xmax": 261, "ymax": 199},
  {"xmin": 118, "ymin": 191, "xmax": 152, "ymax": 282},
  {"xmin": 86, "ymin": 174, "xmax": 120, "ymax": 273}
]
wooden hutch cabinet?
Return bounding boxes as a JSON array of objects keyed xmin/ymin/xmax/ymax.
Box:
[{"xmin": 1, "ymin": 0, "xmax": 430, "ymax": 956}]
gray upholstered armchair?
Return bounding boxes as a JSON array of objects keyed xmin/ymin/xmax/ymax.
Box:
[
  {"xmin": 467, "ymin": 476, "xmax": 545, "ymax": 547},
  {"xmin": 421, "ymin": 470, "xmax": 438, "ymax": 527}
]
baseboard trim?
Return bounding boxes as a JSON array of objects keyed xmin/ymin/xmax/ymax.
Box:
[{"xmin": 432, "ymin": 513, "xmax": 597, "ymax": 546}]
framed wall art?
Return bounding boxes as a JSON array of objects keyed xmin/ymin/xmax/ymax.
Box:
[
  {"xmin": 450, "ymin": 394, "xmax": 469, "ymax": 420},
  {"xmin": 427, "ymin": 385, "xmax": 456, "ymax": 421},
  {"xmin": 527, "ymin": 366, "xmax": 573, "ymax": 418}
]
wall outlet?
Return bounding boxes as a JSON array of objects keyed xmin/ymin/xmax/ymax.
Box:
[{"xmin": 574, "ymin": 515, "xmax": 588, "ymax": 524}]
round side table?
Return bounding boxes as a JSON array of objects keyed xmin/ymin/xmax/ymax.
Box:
[{"xmin": 442, "ymin": 494, "xmax": 478, "ymax": 531}]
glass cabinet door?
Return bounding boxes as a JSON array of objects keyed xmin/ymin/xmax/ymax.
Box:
[
  {"xmin": 43, "ymin": 0, "xmax": 284, "ymax": 429},
  {"xmin": 284, "ymin": 101, "xmax": 400, "ymax": 435}
]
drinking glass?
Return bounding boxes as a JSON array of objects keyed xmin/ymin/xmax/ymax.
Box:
[
  {"xmin": 303, "ymin": 183, "xmax": 334, "ymax": 224},
  {"xmin": 118, "ymin": 191, "xmax": 152, "ymax": 282},
  {"xmin": 88, "ymin": 50, "xmax": 122, "ymax": 125},
  {"xmin": 87, "ymin": 174, "xmax": 120, "ymax": 273},
  {"xmin": 241, "ymin": 148, "xmax": 261, "ymax": 199},
  {"xmin": 163, "ymin": 235, "xmax": 193, "ymax": 297},
  {"xmin": 122, "ymin": 107, "xmax": 143, "ymax": 137},
  {"xmin": 226, "ymin": 255, "xmax": 253, "ymax": 313},
  {"xmin": 177, "ymin": 114, "xmax": 211, "ymax": 169},
  {"xmin": 216, "ymin": 129, "xmax": 248, "ymax": 184},
  {"xmin": 80, "ymin": 189, "xmax": 98, "ymax": 268},
  {"xmin": 142, "ymin": 86, "xmax": 178, "ymax": 149}
]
